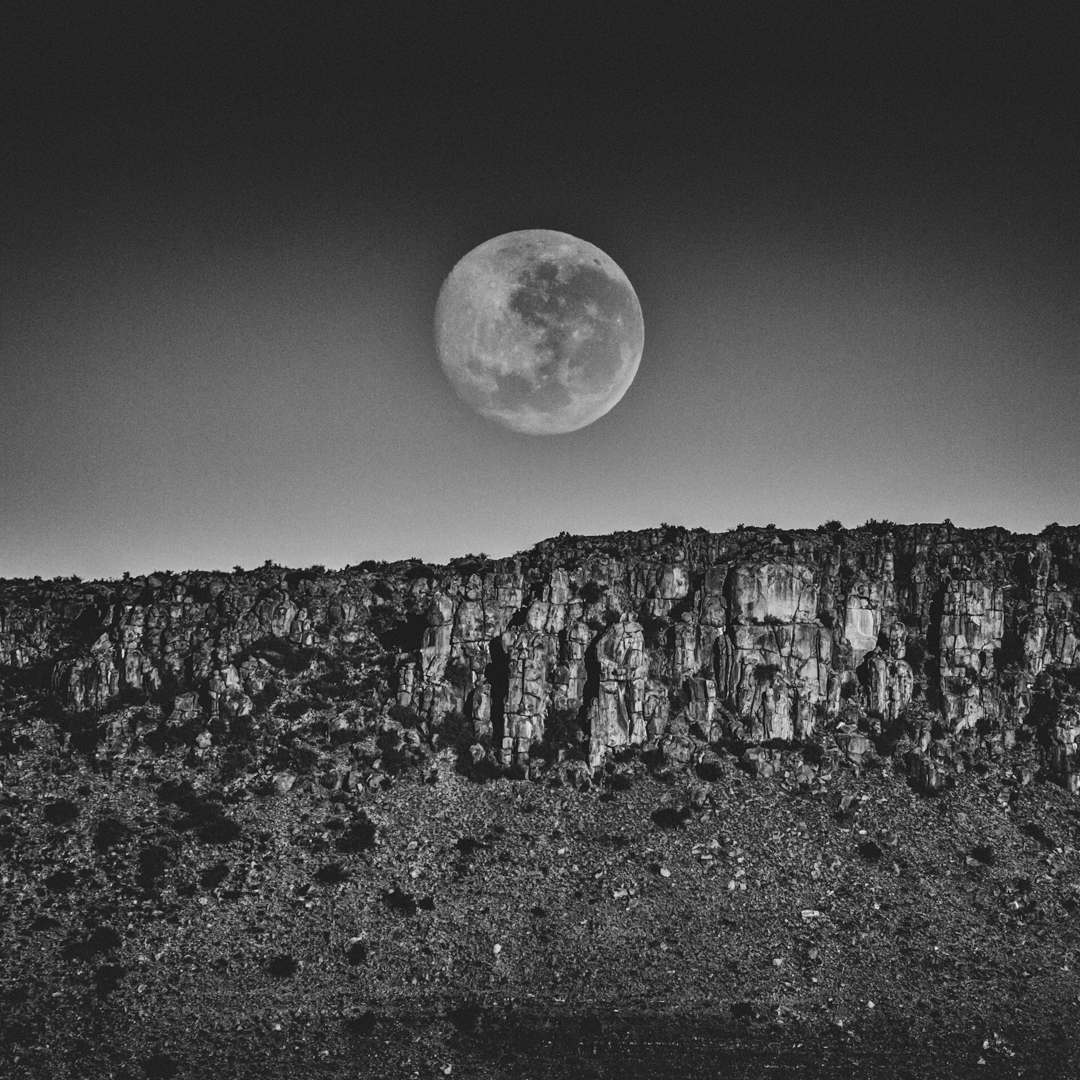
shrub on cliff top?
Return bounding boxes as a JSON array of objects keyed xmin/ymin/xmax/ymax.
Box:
[
  {"xmin": 580, "ymin": 580, "xmax": 605, "ymax": 605},
  {"xmin": 863, "ymin": 518, "xmax": 896, "ymax": 536},
  {"xmin": 444, "ymin": 659, "xmax": 472, "ymax": 692},
  {"xmin": 544, "ymin": 706, "xmax": 585, "ymax": 751}
]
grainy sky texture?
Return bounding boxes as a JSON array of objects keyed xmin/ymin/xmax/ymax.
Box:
[{"xmin": 2, "ymin": 2, "xmax": 1078, "ymax": 579}]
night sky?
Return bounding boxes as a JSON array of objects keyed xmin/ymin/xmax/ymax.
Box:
[{"xmin": 2, "ymin": 2, "xmax": 1077, "ymax": 579}]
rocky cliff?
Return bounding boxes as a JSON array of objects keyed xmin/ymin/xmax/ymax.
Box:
[{"xmin": 2, "ymin": 522, "xmax": 1079, "ymax": 795}]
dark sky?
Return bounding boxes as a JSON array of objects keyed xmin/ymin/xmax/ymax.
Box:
[{"xmin": 2, "ymin": 1, "xmax": 1078, "ymax": 578}]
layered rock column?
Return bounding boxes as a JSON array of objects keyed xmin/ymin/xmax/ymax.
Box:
[
  {"xmin": 501, "ymin": 602, "xmax": 556, "ymax": 764},
  {"xmin": 938, "ymin": 579, "xmax": 1005, "ymax": 731},
  {"xmin": 861, "ymin": 621, "xmax": 914, "ymax": 723},
  {"xmin": 714, "ymin": 561, "xmax": 830, "ymax": 742},
  {"xmin": 588, "ymin": 613, "xmax": 647, "ymax": 766}
]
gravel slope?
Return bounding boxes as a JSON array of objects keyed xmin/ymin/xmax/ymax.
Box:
[{"xmin": 3, "ymin": 733, "xmax": 1080, "ymax": 1079}]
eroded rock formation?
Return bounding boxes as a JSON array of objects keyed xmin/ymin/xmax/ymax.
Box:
[{"xmin": 2, "ymin": 522, "xmax": 1079, "ymax": 789}]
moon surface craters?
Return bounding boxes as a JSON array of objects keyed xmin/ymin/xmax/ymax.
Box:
[{"xmin": 435, "ymin": 230, "xmax": 644, "ymax": 435}]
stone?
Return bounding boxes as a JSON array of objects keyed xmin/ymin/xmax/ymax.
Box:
[
  {"xmin": 697, "ymin": 748, "xmax": 726, "ymax": 781},
  {"xmin": 660, "ymin": 734, "xmax": 694, "ymax": 766},
  {"xmin": 169, "ymin": 692, "xmax": 202, "ymax": 725},
  {"xmin": 740, "ymin": 746, "xmax": 776, "ymax": 779},
  {"xmin": 272, "ymin": 772, "xmax": 297, "ymax": 796},
  {"xmin": 1045, "ymin": 708, "xmax": 1080, "ymax": 795},
  {"xmin": 861, "ymin": 651, "xmax": 914, "ymax": 721},
  {"xmin": 905, "ymin": 751, "xmax": 944, "ymax": 794}
]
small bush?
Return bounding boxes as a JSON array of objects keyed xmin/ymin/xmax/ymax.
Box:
[
  {"xmin": 287, "ymin": 744, "xmax": 320, "ymax": 773},
  {"xmin": 158, "ymin": 781, "xmax": 242, "ymax": 844},
  {"xmin": 43, "ymin": 799, "xmax": 80, "ymax": 826},
  {"xmin": 754, "ymin": 663, "xmax": 782, "ymax": 684},
  {"xmin": 544, "ymin": 706, "xmax": 584, "ymax": 749},
  {"xmin": 444, "ymin": 659, "xmax": 472, "ymax": 691},
  {"xmin": 651, "ymin": 806, "xmax": 692, "ymax": 829},
  {"xmin": 219, "ymin": 742, "xmax": 257, "ymax": 781},
  {"xmin": 863, "ymin": 518, "xmax": 896, "ymax": 536},
  {"xmin": 144, "ymin": 1052, "xmax": 180, "ymax": 1079},
  {"xmin": 279, "ymin": 697, "xmax": 316, "ymax": 721},
  {"xmin": 314, "ymin": 862, "xmax": 351, "ymax": 885},
  {"xmin": 343, "ymin": 1011, "xmax": 378, "ymax": 1037},
  {"xmin": 336, "ymin": 815, "xmax": 377, "ymax": 854},
  {"xmin": 382, "ymin": 888, "xmax": 418, "ymax": 915},
  {"xmin": 136, "ymin": 845, "xmax": 173, "ymax": 888},
  {"xmin": 62, "ymin": 925, "xmax": 122, "ymax": 961},
  {"xmin": 580, "ymin": 580, "xmax": 605, "ymax": 605},
  {"xmin": 44, "ymin": 869, "xmax": 78, "ymax": 892},
  {"xmin": 387, "ymin": 703, "xmax": 423, "ymax": 728},
  {"xmin": 194, "ymin": 813, "xmax": 241, "ymax": 845},
  {"xmin": 94, "ymin": 964, "xmax": 125, "ymax": 997},
  {"xmin": 267, "ymin": 954, "xmax": 298, "ymax": 979},
  {"xmin": 199, "ymin": 862, "xmax": 231, "ymax": 890},
  {"xmin": 93, "ymin": 815, "xmax": 131, "ymax": 852},
  {"xmin": 436, "ymin": 709, "xmax": 475, "ymax": 752},
  {"xmin": 638, "ymin": 612, "xmax": 670, "ymax": 650}
]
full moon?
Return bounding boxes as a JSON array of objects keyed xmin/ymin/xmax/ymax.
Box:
[{"xmin": 434, "ymin": 230, "xmax": 644, "ymax": 435}]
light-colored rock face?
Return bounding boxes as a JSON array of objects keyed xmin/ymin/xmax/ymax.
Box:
[
  {"xmin": 863, "ymin": 654, "xmax": 914, "ymax": 722},
  {"xmin": 655, "ymin": 564, "xmax": 690, "ymax": 601},
  {"xmin": 728, "ymin": 562, "xmax": 818, "ymax": 625},
  {"xmin": 942, "ymin": 580, "xmax": 1004, "ymax": 658},
  {"xmin": 673, "ymin": 617, "xmax": 700, "ymax": 678},
  {"xmin": 588, "ymin": 614, "xmax": 647, "ymax": 765},
  {"xmin": 938, "ymin": 579, "xmax": 1006, "ymax": 731},
  {"xmin": 501, "ymin": 622, "xmax": 555, "ymax": 762},
  {"xmin": 886, "ymin": 621, "xmax": 908, "ymax": 660},
  {"xmin": 844, "ymin": 596, "xmax": 880, "ymax": 660},
  {"xmin": 710, "ymin": 562, "xmax": 833, "ymax": 743},
  {"xmin": 639, "ymin": 561, "xmax": 691, "ymax": 617}
]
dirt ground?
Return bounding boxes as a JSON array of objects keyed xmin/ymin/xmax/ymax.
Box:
[{"xmin": 4, "ymin": 732, "xmax": 1080, "ymax": 1079}]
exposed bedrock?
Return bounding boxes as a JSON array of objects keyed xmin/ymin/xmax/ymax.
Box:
[{"xmin": 2, "ymin": 522, "xmax": 1079, "ymax": 787}]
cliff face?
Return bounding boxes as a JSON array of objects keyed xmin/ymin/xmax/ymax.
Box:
[{"xmin": 2, "ymin": 522, "xmax": 1079, "ymax": 791}]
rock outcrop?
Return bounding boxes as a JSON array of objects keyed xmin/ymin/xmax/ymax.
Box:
[{"xmin": 2, "ymin": 522, "xmax": 1080, "ymax": 790}]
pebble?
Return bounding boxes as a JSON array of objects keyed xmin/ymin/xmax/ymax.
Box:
[
  {"xmin": 493, "ymin": 943, "xmax": 502, "ymax": 955},
  {"xmin": 659, "ymin": 867, "xmax": 671, "ymax": 878},
  {"xmin": 271, "ymin": 772, "xmax": 296, "ymax": 796}
]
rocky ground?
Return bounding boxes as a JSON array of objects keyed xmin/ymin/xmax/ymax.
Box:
[
  {"xmin": 3, "ymin": 522, "xmax": 1080, "ymax": 1077},
  {"xmin": 3, "ymin": 726, "xmax": 1080, "ymax": 1079}
]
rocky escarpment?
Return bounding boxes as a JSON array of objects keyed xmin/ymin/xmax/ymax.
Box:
[{"xmin": 2, "ymin": 522, "xmax": 1079, "ymax": 795}]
